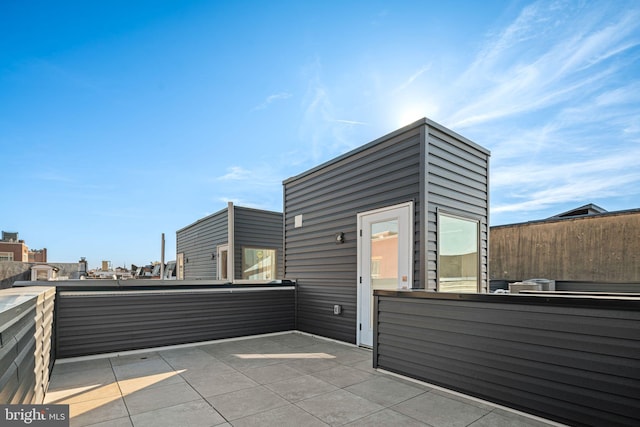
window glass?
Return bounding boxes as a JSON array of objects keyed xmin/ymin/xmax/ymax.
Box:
[
  {"xmin": 219, "ymin": 249, "xmax": 228, "ymax": 280},
  {"xmin": 438, "ymin": 213, "xmax": 479, "ymax": 292},
  {"xmin": 242, "ymin": 248, "xmax": 276, "ymax": 280},
  {"xmin": 0, "ymin": 252, "xmax": 13, "ymax": 261}
]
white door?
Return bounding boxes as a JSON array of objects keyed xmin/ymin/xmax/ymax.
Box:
[{"xmin": 357, "ymin": 202, "xmax": 413, "ymax": 347}]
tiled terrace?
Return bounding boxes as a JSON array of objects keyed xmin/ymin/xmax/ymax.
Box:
[{"xmin": 45, "ymin": 332, "xmax": 562, "ymax": 427}]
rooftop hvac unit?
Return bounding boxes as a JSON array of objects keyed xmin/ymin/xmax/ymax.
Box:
[
  {"xmin": 523, "ymin": 278, "xmax": 556, "ymax": 291},
  {"xmin": 509, "ymin": 282, "xmax": 542, "ymax": 293}
]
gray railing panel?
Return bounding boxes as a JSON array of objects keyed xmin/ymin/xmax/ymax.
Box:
[{"xmin": 375, "ymin": 291, "xmax": 640, "ymax": 427}]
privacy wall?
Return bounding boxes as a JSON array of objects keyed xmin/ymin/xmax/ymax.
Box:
[
  {"xmin": 0, "ymin": 286, "xmax": 55, "ymax": 404},
  {"xmin": 54, "ymin": 281, "xmax": 295, "ymax": 358},
  {"xmin": 374, "ymin": 291, "xmax": 640, "ymax": 427},
  {"xmin": 491, "ymin": 209, "xmax": 640, "ymax": 283}
]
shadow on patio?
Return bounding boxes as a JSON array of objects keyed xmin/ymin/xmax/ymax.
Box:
[{"xmin": 45, "ymin": 332, "xmax": 562, "ymax": 427}]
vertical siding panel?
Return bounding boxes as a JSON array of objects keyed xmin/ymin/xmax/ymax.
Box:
[{"xmin": 426, "ymin": 124, "xmax": 490, "ymax": 292}]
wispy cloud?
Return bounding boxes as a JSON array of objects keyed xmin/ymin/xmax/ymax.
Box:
[
  {"xmin": 35, "ymin": 172, "xmax": 75, "ymax": 183},
  {"xmin": 431, "ymin": 0, "xmax": 640, "ymax": 221},
  {"xmin": 216, "ymin": 166, "xmax": 252, "ymax": 181},
  {"xmin": 252, "ymin": 92, "xmax": 292, "ymax": 111},
  {"xmin": 332, "ymin": 119, "xmax": 367, "ymax": 126},
  {"xmin": 392, "ymin": 65, "xmax": 431, "ymax": 94},
  {"xmin": 297, "ymin": 58, "xmax": 370, "ymax": 164},
  {"xmin": 449, "ymin": 1, "xmax": 640, "ymax": 129}
]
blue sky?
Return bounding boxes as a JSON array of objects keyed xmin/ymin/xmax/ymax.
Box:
[{"xmin": 2, "ymin": 0, "xmax": 639, "ymax": 269}]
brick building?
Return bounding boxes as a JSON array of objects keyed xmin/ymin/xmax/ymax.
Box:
[{"xmin": 0, "ymin": 231, "xmax": 47, "ymax": 262}]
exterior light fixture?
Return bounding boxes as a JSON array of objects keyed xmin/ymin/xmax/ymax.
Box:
[{"xmin": 335, "ymin": 232, "xmax": 344, "ymax": 244}]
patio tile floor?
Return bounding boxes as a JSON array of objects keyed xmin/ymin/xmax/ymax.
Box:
[{"xmin": 44, "ymin": 332, "xmax": 565, "ymax": 427}]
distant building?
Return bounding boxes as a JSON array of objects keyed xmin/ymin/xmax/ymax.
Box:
[
  {"xmin": 490, "ymin": 204, "xmax": 640, "ymax": 286},
  {"xmin": 30, "ymin": 264, "xmax": 59, "ymax": 281},
  {"xmin": 0, "ymin": 231, "xmax": 47, "ymax": 263},
  {"xmin": 28, "ymin": 248, "xmax": 48, "ymax": 263},
  {"xmin": 0, "ymin": 231, "xmax": 29, "ymax": 262}
]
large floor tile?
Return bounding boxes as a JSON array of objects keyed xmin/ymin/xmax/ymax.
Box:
[
  {"xmin": 242, "ymin": 363, "xmax": 304, "ymax": 384},
  {"xmin": 178, "ymin": 363, "xmax": 237, "ymax": 384},
  {"xmin": 112, "ymin": 358, "xmax": 176, "ymax": 381},
  {"xmin": 283, "ymin": 357, "xmax": 340, "ymax": 374},
  {"xmin": 311, "ymin": 365, "xmax": 376, "ymax": 388},
  {"xmin": 130, "ymin": 399, "xmax": 226, "ymax": 427},
  {"xmin": 160, "ymin": 348, "xmax": 223, "ymax": 370},
  {"xmin": 240, "ymin": 337, "xmax": 293, "ymax": 354},
  {"xmin": 206, "ymin": 385, "xmax": 289, "ymax": 421},
  {"xmin": 329, "ymin": 348, "xmax": 372, "ymax": 365},
  {"xmin": 118, "ymin": 370, "xmax": 187, "ymax": 395},
  {"xmin": 189, "ymin": 370, "xmax": 258, "ymax": 398},
  {"xmin": 430, "ymin": 389, "xmax": 495, "ymax": 411},
  {"xmin": 69, "ymin": 396, "xmax": 129, "ymax": 427},
  {"xmin": 52, "ymin": 358, "xmax": 112, "ymax": 375},
  {"xmin": 109, "ymin": 352, "xmax": 162, "ymax": 367},
  {"xmin": 345, "ymin": 408, "xmax": 429, "ymax": 426},
  {"xmin": 345, "ymin": 376, "xmax": 426, "ymax": 407},
  {"xmin": 295, "ymin": 389, "xmax": 385, "ymax": 425},
  {"xmin": 83, "ymin": 416, "xmax": 133, "ymax": 427},
  {"xmin": 217, "ymin": 352, "xmax": 285, "ymax": 371},
  {"xmin": 393, "ymin": 392, "xmax": 489, "ymax": 427},
  {"xmin": 123, "ymin": 381, "xmax": 202, "ymax": 415},
  {"xmin": 344, "ymin": 358, "xmax": 377, "ymax": 373},
  {"xmin": 199, "ymin": 340, "xmax": 254, "ymax": 358},
  {"xmin": 231, "ymin": 404, "xmax": 328, "ymax": 427},
  {"xmin": 472, "ymin": 409, "xmax": 559, "ymax": 427},
  {"xmin": 265, "ymin": 375, "xmax": 338, "ymax": 402},
  {"xmin": 266, "ymin": 333, "xmax": 319, "ymax": 348},
  {"xmin": 46, "ymin": 382, "xmax": 122, "ymax": 405},
  {"xmin": 48, "ymin": 367, "xmax": 116, "ymax": 391}
]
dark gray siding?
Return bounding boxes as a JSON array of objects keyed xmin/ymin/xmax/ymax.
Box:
[
  {"xmin": 426, "ymin": 123, "xmax": 490, "ymax": 291},
  {"xmin": 284, "ymin": 125, "xmax": 422, "ymax": 343},
  {"xmin": 234, "ymin": 206, "xmax": 284, "ymax": 279},
  {"xmin": 176, "ymin": 209, "xmax": 228, "ymax": 279},
  {"xmin": 56, "ymin": 286, "xmax": 295, "ymax": 358},
  {"xmin": 0, "ymin": 287, "xmax": 55, "ymax": 404},
  {"xmin": 375, "ymin": 291, "xmax": 640, "ymax": 427}
]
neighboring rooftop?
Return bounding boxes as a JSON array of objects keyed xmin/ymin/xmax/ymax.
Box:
[{"xmin": 549, "ymin": 203, "xmax": 608, "ymax": 219}]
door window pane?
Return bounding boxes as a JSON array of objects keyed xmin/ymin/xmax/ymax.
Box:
[
  {"xmin": 218, "ymin": 247, "xmax": 228, "ymax": 280},
  {"xmin": 438, "ymin": 213, "xmax": 479, "ymax": 292},
  {"xmin": 370, "ymin": 219, "xmax": 399, "ymax": 325},
  {"xmin": 370, "ymin": 220, "xmax": 399, "ymax": 290}
]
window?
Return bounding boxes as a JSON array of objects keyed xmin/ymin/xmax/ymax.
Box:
[
  {"xmin": 438, "ymin": 212, "xmax": 479, "ymax": 293},
  {"xmin": 242, "ymin": 247, "xmax": 276, "ymax": 280},
  {"xmin": 217, "ymin": 245, "xmax": 229, "ymax": 280},
  {"xmin": 0, "ymin": 252, "xmax": 13, "ymax": 261}
]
